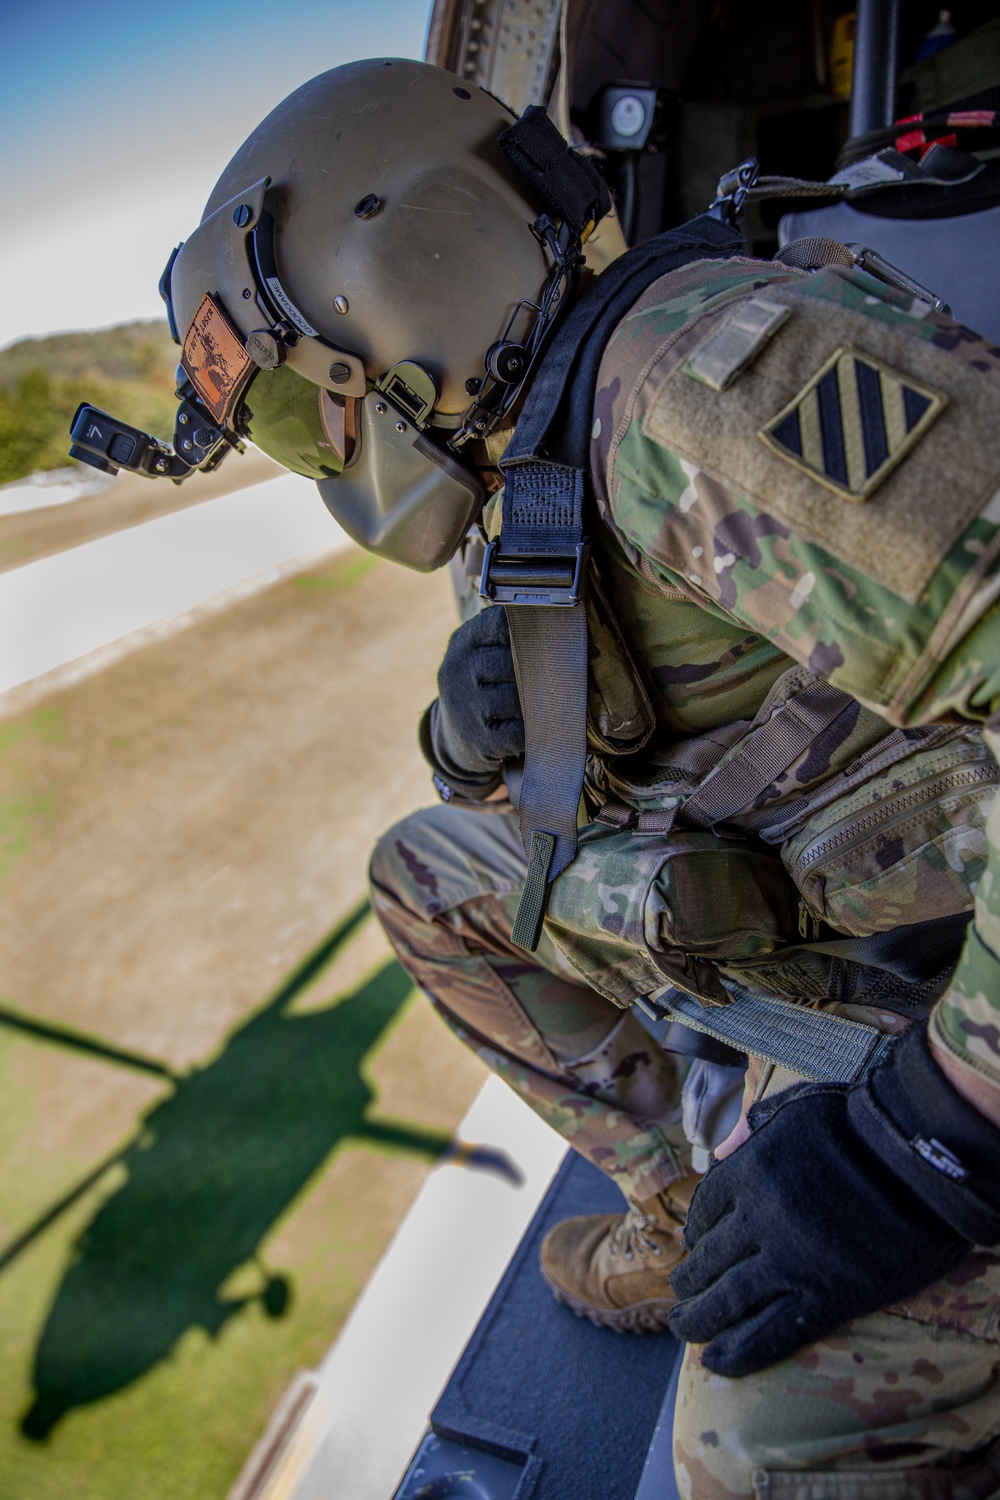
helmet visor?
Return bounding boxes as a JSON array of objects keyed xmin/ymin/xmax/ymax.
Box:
[{"xmin": 237, "ymin": 364, "xmax": 358, "ymax": 480}]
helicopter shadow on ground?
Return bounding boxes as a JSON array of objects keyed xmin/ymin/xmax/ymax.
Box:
[{"xmin": 18, "ymin": 903, "xmax": 457, "ymax": 1439}]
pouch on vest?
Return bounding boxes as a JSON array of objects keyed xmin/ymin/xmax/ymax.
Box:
[
  {"xmin": 778, "ymin": 728, "xmax": 997, "ymax": 937},
  {"xmin": 543, "ymin": 822, "xmax": 799, "ymax": 1011},
  {"xmin": 585, "ymin": 555, "xmax": 657, "ymax": 756},
  {"xmin": 573, "ymin": 665, "xmax": 995, "ymax": 1001}
]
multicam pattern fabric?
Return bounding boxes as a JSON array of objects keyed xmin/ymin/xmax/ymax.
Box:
[
  {"xmin": 589, "ymin": 255, "xmax": 1000, "ymax": 1096},
  {"xmin": 673, "ymin": 1247, "xmax": 1000, "ymax": 1499},
  {"xmin": 591, "ymin": 257, "xmax": 1000, "ymax": 724},
  {"xmin": 368, "ymin": 802, "xmax": 692, "ymax": 1202},
  {"xmin": 932, "ymin": 726, "xmax": 1000, "ymax": 1094},
  {"xmin": 369, "ymin": 804, "xmax": 1000, "ymax": 1492},
  {"xmin": 372, "ymin": 252, "xmax": 1000, "ymax": 1491}
]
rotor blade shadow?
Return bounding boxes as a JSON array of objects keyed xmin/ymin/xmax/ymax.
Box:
[{"xmin": 19, "ymin": 903, "xmax": 444, "ymax": 1440}]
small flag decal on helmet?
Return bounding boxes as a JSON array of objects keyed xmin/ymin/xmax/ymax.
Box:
[{"xmin": 759, "ymin": 344, "xmax": 946, "ymax": 501}]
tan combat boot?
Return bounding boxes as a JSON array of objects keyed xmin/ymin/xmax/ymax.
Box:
[{"xmin": 539, "ymin": 1175, "xmax": 698, "ymax": 1332}]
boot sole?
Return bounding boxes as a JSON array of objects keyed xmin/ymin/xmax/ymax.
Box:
[{"xmin": 540, "ymin": 1265, "xmax": 675, "ymax": 1334}]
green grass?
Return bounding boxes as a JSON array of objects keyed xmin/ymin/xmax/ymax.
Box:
[
  {"xmin": 0, "ymin": 903, "xmax": 451, "ymax": 1499},
  {"xmin": 0, "ymin": 710, "xmax": 65, "ymax": 879},
  {"xmin": 0, "ymin": 321, "xmax": 178, "ymax": 485},
  {"xmin": 294, "ymin": 551, "xmax": 378, "ymax": 593}
]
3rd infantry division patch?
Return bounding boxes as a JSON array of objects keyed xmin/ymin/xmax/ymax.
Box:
[{"xmin": 759, "ymin": 344, "xmax": 947, "ymax": 502}]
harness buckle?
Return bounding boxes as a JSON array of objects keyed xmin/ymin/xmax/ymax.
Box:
[{"xmin": 479, "ymin": 538, "xmax": 589, "ymax": 607}]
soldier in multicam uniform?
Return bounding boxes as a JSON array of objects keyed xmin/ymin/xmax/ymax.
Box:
[
  {"xmin": 372, "ymin": 249, "xmax": 1000, "ymax": 1496},
  {"xmin": 117, "ymin": 59, "xmax": 1000, "ymax": 1499}
]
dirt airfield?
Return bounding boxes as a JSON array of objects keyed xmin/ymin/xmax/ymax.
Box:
[{"xmin": 0, "ymin": 490, "xmax": 491, "ymax": 1499}]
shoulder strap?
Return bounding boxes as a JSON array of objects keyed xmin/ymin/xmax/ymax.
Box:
[{"xmin": 487, "ymin": 214, "xmax": 745, "ymax": 949}]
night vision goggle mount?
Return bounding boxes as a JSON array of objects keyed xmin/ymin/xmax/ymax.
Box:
[{"xmin": 69, "ymin": 376, "xmax": 239, "ymax": 482}]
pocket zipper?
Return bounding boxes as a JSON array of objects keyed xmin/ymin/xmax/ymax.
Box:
[{"xmin": 789, "ymin": 764, "xmax": 997, "ymax": 886}]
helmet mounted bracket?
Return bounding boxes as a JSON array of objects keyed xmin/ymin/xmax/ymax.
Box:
[{"xmin": 376, "ymin": 361, "xmax": 437, "ymax": 428}]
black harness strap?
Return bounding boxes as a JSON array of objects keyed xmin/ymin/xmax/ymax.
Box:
[{"xmin": 486, "ymin": 214, "xmax": 746, "ymax": 950}]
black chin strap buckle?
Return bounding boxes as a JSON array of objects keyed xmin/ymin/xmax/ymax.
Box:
[{"xmin": 480, "ymin": 538, "xmax": 589, "ymax": 607}]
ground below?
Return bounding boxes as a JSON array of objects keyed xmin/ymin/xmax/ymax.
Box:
[{"xmin": 0, "ymin": 542, "xmax": 488, "ymax": 1499}]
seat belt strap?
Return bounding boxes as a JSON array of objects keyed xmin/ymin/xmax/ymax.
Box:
[
  {"xmin": 484, "ymin": 459, "xmax": 590, "ymax": 951},
  {"xmin": 483, "ymin": 214, "xmax": 746, "ymax": 951},
  {"xmin": 662, "ymin": 985, "xmax": 896, "ymax": 1084}
]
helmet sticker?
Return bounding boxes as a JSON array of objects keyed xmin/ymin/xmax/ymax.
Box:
[
  {"xmin": 264, "ymin": 275, "xmax": 318, "ymax": 338},
  {"xmin": 759, "ymin": 345, "xmax": 947, "ymax": 502},
  {"xmin": 181, "ymin": 293, "xmax": 255, "ymax": 426}
]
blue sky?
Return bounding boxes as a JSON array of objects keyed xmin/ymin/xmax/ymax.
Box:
[{"xmin": 0, "ymin": 0, "xmax": 431, "ymax": 347}]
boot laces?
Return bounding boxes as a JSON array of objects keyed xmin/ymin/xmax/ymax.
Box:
[{"xmin": 608, "ymin": 1205, "xmax": 663, "ymax": 1262}]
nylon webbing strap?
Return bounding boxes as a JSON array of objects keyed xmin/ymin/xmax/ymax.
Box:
[
  {"xmin": 510, "ymin": 831, "xmax": 557, "ymax": 951},
  {"xmin": 500, "ymin": 460, "xmax": 589, "ymax": 951},
  {"xmin": 491, "ymin": 215, "xmax": 747, "ymax": 952},
  {"xmin": 665, "ymin": 986, "xmax": 895, "ymax": 1083},
  {"xmin": 681, "ymin": 681, "xmax": 854, "ymax": 830}
]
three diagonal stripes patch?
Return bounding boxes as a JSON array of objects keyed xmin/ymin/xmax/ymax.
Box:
[{"xmin": 759, "ymin": 345, "xmax": 946, "ymax": 501}]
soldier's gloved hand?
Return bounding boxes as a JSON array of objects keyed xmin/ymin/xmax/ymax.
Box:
[
  {"xmin": 669, "ymin": 1026, "xmax": 1000, "ymax": 1377},
  {"xmin": 421, "ymin": 606, "xmax": 524, "ymax": 800}
]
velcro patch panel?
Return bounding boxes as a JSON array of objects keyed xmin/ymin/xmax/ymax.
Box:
[
  {"xmin": 760, "ymin": 345, "xmax": 946, "ymax": 502},
  {"xmin": 683, "ymin": 295, "xmax": 791, "ymax": 391}
]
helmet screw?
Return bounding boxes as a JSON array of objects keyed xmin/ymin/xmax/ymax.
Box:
[
  {"xmin": 474, "ymin": 418, "xmax": 487, "ymax": 431},
  {"xmin": 333, "ymin": 295, "xmax": 349, "ymax": 315},
  {"xmin": 354, "ymin": 194, "xmax": 382, "ymax": 220},
  {"xmin": 233, "ymin": 204, "xmax": 252, "ymax": 228},
  {"xmin": 465, "ymin": 377, "xmax": 481, "ymax": 395},
  {"xmin": 155, "ymin": 458, "xmax": 170, "ymax": 474},
  {"xmin": 242, "ymin": 288, "xmax": 252, "ymax": 300},
  {"xmin": 178, "ymin": 412, "xmax": 189, "ymax": 424},
  {"xmin": 181, "ymin": 439, "xmax": 193, "ymax": 451},
  {"xmin": 375, "ymin": 402, "xmax": 387, "ymax": 415},
  {"xmin": 328, "ymin": 363, "xmax": 352, "ymax": 384},
  {"xmin": 395, "ymin": 422, "xmax": 407, "ymax": 433}
]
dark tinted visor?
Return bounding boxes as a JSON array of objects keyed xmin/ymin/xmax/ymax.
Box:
[{"xmin": 237, "ymin": 364, "xmax": 358, "ymax": 480}]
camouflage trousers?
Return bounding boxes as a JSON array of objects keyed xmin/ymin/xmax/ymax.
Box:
[
  {"xmin": 370, "ymin": 802, "xmax": 1000, "ymax": 1499},
  {"xmin": 369, "ymin": 801, "xmax": 692, "ymax": 1201}
]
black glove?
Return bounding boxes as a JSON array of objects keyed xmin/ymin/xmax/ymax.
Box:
[
  {"xmin": 421, "ymin": 607, "xmax": 524, "ymax": 799},
  {"xmin": 669, "ymin": 1026, "xmax": 1000, "ymax": 1377}
]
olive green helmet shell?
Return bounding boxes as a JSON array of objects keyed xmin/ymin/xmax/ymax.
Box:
[
  {"xmin": 173, "ymin": 58, "xmax": 552, "ymax": 416},
  {"xmin": 165, "ymin": 58, "xmax": 562, "ymax": 570}
]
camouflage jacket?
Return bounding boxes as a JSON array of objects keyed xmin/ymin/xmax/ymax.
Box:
[{"xmin": 577, "ymin": 253, "xmax": 1000, "ymax": 1098}]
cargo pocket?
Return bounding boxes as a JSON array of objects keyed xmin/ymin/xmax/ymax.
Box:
[
  {"xmin": 544, "ymin": 823, "xmax": 798, "ymax": 1009},
  {"xmin": 783, "ymin": 730, "xmax": 997, "ymax": 937}
]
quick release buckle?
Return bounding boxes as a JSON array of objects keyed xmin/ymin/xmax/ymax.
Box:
[{"xmin": 479, "ymin": 539, "xmax": 589, "ymax": 606}]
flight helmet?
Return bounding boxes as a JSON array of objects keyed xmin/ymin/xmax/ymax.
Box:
[{"xmin": 159, "ymin": 58, "xmax": 609, "ymax": 570}]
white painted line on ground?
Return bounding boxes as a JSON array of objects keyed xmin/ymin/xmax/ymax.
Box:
[
  {"xmin": 0, "ymin": 472, "xmax": 350, "ymax": 705},
  {"xmin": 234, "ymin": 1077, "xmax": 566, "ymax": 1500}
]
